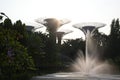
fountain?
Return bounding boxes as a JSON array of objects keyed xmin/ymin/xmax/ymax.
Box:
[
  {"xmin": 71, "ymin": 22, "xmax": 111, "ymax": 74},
  {"xmin": 31, "ymin": 22, "xmax": 120, "ymax": 80}
]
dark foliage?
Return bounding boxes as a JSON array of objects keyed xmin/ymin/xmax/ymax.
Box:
[{"xmin": 61, "ymin": 39, "xmax": 85, "ymax": 61}]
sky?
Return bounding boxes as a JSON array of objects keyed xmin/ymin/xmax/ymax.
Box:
[{"xmin": 0, "ymin": 0, "xmax": 120, "ymax": 39}]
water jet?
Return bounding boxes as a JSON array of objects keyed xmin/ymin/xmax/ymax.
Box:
[
  {"xmin": 31, "ymin": 22, "xmax": 119, "ymax": 80},
  {"xmin": 71, "ymin": 22, "xmax": 109, "ymax": 74}
]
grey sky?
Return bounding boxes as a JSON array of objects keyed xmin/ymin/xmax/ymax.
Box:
[{"xmin": 0, "ymin": 0, "xmax": 120, "ymax": 39}]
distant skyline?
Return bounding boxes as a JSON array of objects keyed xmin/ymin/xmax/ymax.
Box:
[{"xmin": 0, "ymin": 0, "xmax": 120, "ymax": 39}]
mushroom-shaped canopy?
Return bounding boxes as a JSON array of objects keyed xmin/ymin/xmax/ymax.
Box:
[
  {"xmin": 44, "ymin": 18, "xmax": 61, "ymax": 28},
  {"xmin": 57, "ymin": 29, "xmax": 73, "ymax": 37},
  {"xmin": 35, "ymin": 18, "xmax": 71, "ymax": 30},
  {"xmin": 73, "ymin": 22, "xmax": 106, "ymax": 34},
  {"xmin": 57, "ymin": 29, "xmax": 73, "ymax": 35}
]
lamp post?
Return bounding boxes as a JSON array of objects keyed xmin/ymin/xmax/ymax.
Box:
[{"xmin": 0, "ymin": 12, "xmax": 9, "ymax": 19}]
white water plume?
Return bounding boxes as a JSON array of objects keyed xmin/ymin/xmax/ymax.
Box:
[
  {"xmin": 71, "ymin": 51, "xmax": 113, "ymax": 74},
  {"xmin": 71, "ymin": 30, "xmax": 114, "ymax": 74}
]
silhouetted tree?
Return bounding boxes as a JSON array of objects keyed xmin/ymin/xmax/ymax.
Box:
[
  {"xmin": 0, "ymin": 19, "xmax": 35, "ymax": 80},
  {"xmin": 41, "ymin": 18, "xmax": 61, "ymax": 66},
  {"xmin": 93, "ymin": 30, "xmax": 109, "ymax": 59},
  {"xmin": 3, "ymin": 19, "xmax": 12, "ymax": 29},
  {"xmin": 108, "ymin": 19, "xmax": 120, "ymax": 58},
  {"xmin": 13, "ymin": 20, "xmax": 27, "ymax": 45},
  {"xmin": 25, "ymin": 31, "xmax": 48, "ymax": 67},
  {"xmin": 61, "ymin": 38, "xmax": 85, "ymax": 61}
]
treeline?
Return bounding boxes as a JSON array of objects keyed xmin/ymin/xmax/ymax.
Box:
[
  {"xmin": 0, "ymin": 18, "xmax": 66, "ymax": 80},
  {"xmin": 0, "ymin": 17, "xmax": 120, "ymax": 80},
  {"xmin": 60, "ymin": 19, "xmax": 120, "ymax": 71},
  {"xmin": 106, "ymin": 19, "xmax": 120, "ymax": 67},
  {"xmin": 0, "ymin": 19, "xmax": 36, "ymax": 80},
  {"xmin": 92, "ymin": 19, "xmax": 120, "ymax": 67},
  {"xmin": 0, "ymin": 18, "xmax": 69, "ymax": 80}
]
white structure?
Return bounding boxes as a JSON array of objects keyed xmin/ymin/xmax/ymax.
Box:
[{"xmin": 73, "ymin": 22, "xmax": 106, "ymax": 35}]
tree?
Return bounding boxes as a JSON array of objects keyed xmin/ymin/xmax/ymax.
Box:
[
  {"xmin": 61, "ymin": 38, "xmax": 85, "ymax": 61},
  {"xmin": 25, "ymin": 31, "xmax": 47, "ymax": 67},
  {"xmin": 13, "ymin": 20, "xmax": 27, "ymax": 45},
  {"xmin": 3, "ymin": 19, "xmax": 13, "ymax": 29},
  {"xmin": 108, "ymin": 19, "xmax": 120, "ymax": 58},
  {"xmin": 40, "ymin": 18, "xmax": 61, "ymax": 66},
  {"xmin": 0, "ymin": 19, "xmax": 35, "ymax": 80},
  {"xmin": 93, "ymin": 30, "xmax": 109, "ymax": 60}
]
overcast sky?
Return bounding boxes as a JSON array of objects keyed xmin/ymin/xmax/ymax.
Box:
[{"xmin": 0, "ymin": 0, "xmax": 120, "ymax": 39}]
